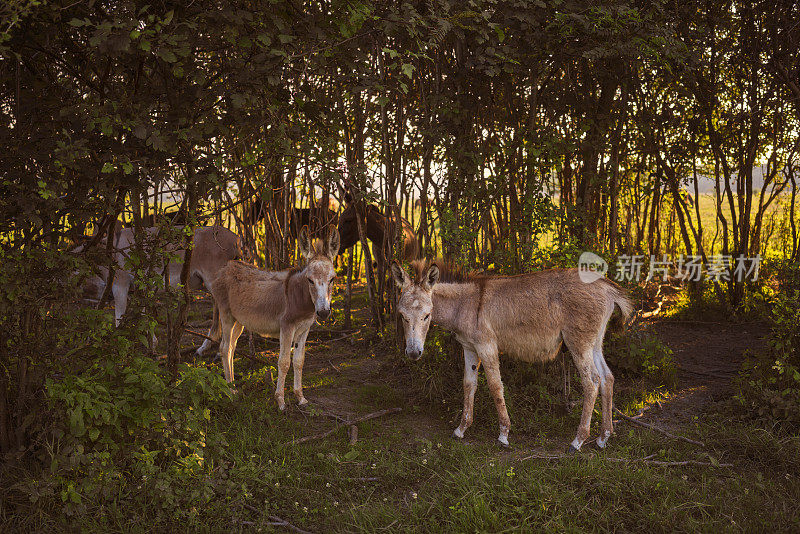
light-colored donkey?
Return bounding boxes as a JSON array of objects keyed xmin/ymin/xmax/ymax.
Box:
[
  {"xmin": 391, "ymin": 260, "xmax": 633, "ymax": 451},
  {"xmin": 210, "ymin": 227, "xmax": 339, "ymax": 409},
  {"xmin": 78, "ymin": 226, "xmax": 241, "ymax": 355}
]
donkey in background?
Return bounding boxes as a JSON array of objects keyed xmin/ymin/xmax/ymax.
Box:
[
  {"xmin": 210, "ymin": 227, "xmax": 340, "ymax": 410},
  {"xmin": 337, "ymin": 200, "xmax": 419, "ymax": 271},
  {"xmin": 391, "ymin": 260, "xmax": 632, "ymax": 451},
  {"xmin": 76, "ymin": 225, "xmax": 241, "ymax": 356}
]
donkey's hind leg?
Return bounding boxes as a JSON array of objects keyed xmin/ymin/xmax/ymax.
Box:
[
  {"xmin": 454, "ymin": 347, "xmax": 480, "ymax": 439},
  {"xmin": 219, "ymin": 314, "xmax": 243, "ymax": 386},
  {"xmin": 566, "ymin": 345, "xmax": 600, "ymax": 452},
  {"xmin": 593, "ymin": 340, "xmax": 615, "ymax": 448},
  {"xmin": 292, "ymin": 327, "xmax": 311, "ymax": 406},
  {"xmin": 197, "ymin": 303, "xmax": 222, "ymax": 357}
]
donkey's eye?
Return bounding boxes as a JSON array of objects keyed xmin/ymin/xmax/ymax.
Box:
[
  {"xmin": 307, "ymin": 278, "xmax": 313, "ymax": 284},
  {"xmin": 329, "ymin": 276, "xmax": 335, "ymax": 283},
  {"xmin": 424, "ymin": 314, "xmax": 430, "ymax": 321}
]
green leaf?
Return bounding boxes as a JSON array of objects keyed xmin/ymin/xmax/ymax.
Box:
[
  {"xmin": 68, "ymin": 18, "xmax": 86, "ymax": 27},
  {"xmin": 101, "ymin": 162, "xmax": 115, "ymax": 174},
  {"xmin": 401, "ymin": 63, "xmax": 415, "ymax": 79},
  {"xmin": 158, "ymin": 49, "xmax": 177, "ymax": 63}
]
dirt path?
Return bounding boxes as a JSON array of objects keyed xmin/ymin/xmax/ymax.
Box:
[
  {"xmin": 181, "ymin": 288, "xmax": 771, "ymax": 445},
  {"xmin": 641, "ymin": 319, "xmax": 769, "ymax": 427}
]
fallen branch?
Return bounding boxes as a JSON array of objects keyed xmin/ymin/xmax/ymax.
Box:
[
  {"xmin": 614, "ymin": 407, "xmax": 705, "ymax": 447},
  {"xmin": 521, "ymin": 452, "xmax": 732, "ymax": 468},
  {"xmin": 267, "ymin": 516, "xmax": 315, "ymax": 534},
  {"xmin": 241, "ymin": 504, "xmax": 314, "ymax": 534},
  {"xmin": 291, "ymin": 407, "xmax": 402, "ymax": 445},
  {"xmin": 348, "ymin": 425, "xmax": 358, "ymax": 445}
]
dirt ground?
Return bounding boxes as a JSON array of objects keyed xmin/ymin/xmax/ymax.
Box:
[{"xmin": 179, "ymin": 285, "xmax": 771, "ymax": 449}]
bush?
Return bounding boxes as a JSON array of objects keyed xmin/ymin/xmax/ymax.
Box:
[
  {"xmin": 20, "ymin": 357, "xmax": 233, "ymax": 525},
  {"xmin": 736, "ymin": 289, "xmax": 800, "ymax": 429},
  {"xmin": 606, "ymin": 326, "xmax": 678, "ymax": 388}
]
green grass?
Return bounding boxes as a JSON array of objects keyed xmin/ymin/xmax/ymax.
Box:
[{"xmin": 5, "ymin": 356, "xmax": 799, "ymax": 533}]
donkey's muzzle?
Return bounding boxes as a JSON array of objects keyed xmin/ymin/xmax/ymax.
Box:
[
  {"xmin": 316, "ymin": 308, "xmax": 331, "ymax": 320},
  {"xmin": 406, "ymin": 348, "xmax": 423, "ymax": 361}
]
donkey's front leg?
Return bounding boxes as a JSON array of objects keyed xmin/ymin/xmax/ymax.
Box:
[
  {"xmin": 454, "ymin": 347, "xmax": 480, "ymax": 439},
  {"xmin": 111, "ymin": 271, "xmax": 133, "ymax": 327},
  {"xmin": 274, "ymin": 325, "xmax": 296, "ymax": 411},
  {"xmin": 481, "ymin": 349, "xmax": 511, "ymax": 447},
  {"xmin": 292, "ymin": 326, "xmax": 311, "ymax": 406}
]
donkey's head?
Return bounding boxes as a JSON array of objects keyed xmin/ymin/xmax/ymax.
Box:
[
  {"xmin": 298, "ymin": 226, "xmax": 340, "ymax": 320},
  {"xmin": 391, "ymin": 260, "xmax": 439, "ymax": 361}
]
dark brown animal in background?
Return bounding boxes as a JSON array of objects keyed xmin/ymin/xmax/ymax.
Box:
[
  {"xmin": 248, "ymin": 200, "xmax": 337, "ymax": 239},
  {"xmin": 391, "ymin": 259, "xmax": 632, "ymax": 451},
  {"xmin": 337, "ymin": 202, "xmax": 419, "ymax": 271}
]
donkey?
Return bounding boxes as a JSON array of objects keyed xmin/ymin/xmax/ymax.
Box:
[
  {"xmin": 337, "ymin": 202, "xmax": 419, "ymax": 270},
  {"xmin": 210, "ymin": 227, "xmax": 339, "ymax": 409},
  {"xmin": 391, "ymin": 260, "xmax": 633, "ymax": 451},
  {"xmin": 78, "ymin": 225, "xmax": 241, "ymax": 356}
]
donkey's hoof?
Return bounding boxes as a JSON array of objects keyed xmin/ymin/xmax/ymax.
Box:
[
  {"xmin": 566, "ymin": 443, "xmax": 580, "ymax": 455},
  {"xmin": 452, "ymin": 428, "xmax": 465, "ymax": 440},
  {"xmin": 277, "ymin": 403, "xmax": 287, "ymax": 412},
  {"xmin": 297, "ymin": 398, "xmax": 309, "ymax": 407},
  {"xmin": 496, "ymin": 438, "xmax": 511, "ymax": 449}
]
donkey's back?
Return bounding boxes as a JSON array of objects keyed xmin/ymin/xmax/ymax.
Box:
[
  {"xmin": 211, "ymin": 260, "xmax": 293, "ymax": 337},
  {"xmin": 480, "ymin": 269, "xmax": 631, "ymax": 362}
]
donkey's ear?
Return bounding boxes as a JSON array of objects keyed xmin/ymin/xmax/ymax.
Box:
[
  {"xmin": 298, "ymin": 225, "xmax": 312, "ymax": 259},
  {"xmin": 422, "ymin": 264, "xmax": 440, "ymax": 291},
  {"xmin": 327, "ymin": 227, "xmax": 340, "ymax": 259},
  {"xmin": 391, "ymin": 260, "xmax": 411, "ymax": 290}
]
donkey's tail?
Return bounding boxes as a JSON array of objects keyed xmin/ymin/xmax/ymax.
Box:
[{"xmin": 602, "ymin": 279, "xmax": 634, "ymax": 332}]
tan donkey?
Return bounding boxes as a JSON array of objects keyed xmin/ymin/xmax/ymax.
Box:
[
  {"xmin": 210, "ymin": 227, "xmax": 339, "ymax": 410},
  {"xmin": 391, "ymin": 260, "xmax": 632, "ymax": 451},
  {"xmin": 77, "ymin": 225, "xmax": 241, "ymax": 356}
]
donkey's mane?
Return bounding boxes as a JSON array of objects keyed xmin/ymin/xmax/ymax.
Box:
[{"xmin": 411, "ymin": 258, "xmax": 478, "ymax": 284}]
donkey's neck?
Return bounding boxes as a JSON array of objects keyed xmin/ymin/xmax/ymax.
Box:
[
  {"xmin": 431, "ymin": 282, "xmax": 477, "ymax": 335},
  {"xmin": 284, "ymin": 266, "xmax": 315, "ymax": 318}
]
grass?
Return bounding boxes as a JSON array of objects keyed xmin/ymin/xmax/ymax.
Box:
[
  {"xmin": 3, "ymin": 284, "xmax": 799, "ymax": 532},
  {"xmin": 4, "ymin": 345, "xmax": 800, "ymax": 532}
]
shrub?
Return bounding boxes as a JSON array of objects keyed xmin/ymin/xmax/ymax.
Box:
[
  {"xmin": 605, "ymin": 325, "xmax": 678, "ymax": 388},
  {"xmin": 736, "ymin": 289, "xmax": 800, "ymax": 429},
  {"xmin": 23, "ymin": 357, "xmax": 233, "ymax": 525}
]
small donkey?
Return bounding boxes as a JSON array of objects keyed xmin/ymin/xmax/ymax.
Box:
[
  {"xmin": 391, "ymin": 260, "xmax": 632, "ymax": 451},
  {"xmin": 210, "ymin": 227, "xmax": 339, "ymax": 410}
]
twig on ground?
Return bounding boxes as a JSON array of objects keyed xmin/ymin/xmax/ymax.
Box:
[
  {"xmin": 241, "ymin": 504, "xmax": 315, "ymax": 534},
  {"xmin": 267, "ymin": 515, "xmax": 315, "ymax": 534},
  {"xmin": 349, "ymin": 425, "xmax": 358, "ymax": 445},
  {"xmin": 328, "ymin": 359, "xmax": 342, "ymax": 373},
  {"xmin": 614, "ymin": 407, "xmax": 705, "ymax": 447},
  {"xmin": 520, "ymin": 452, "xmax": 732, "ymax": 467},
  {"xmin": 297, "ymin": 405, "xmax": 350, "ymax": 425},
  {"xmin": 291, "ymin": 407, "xmax": 402, "ymax": 445}
]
